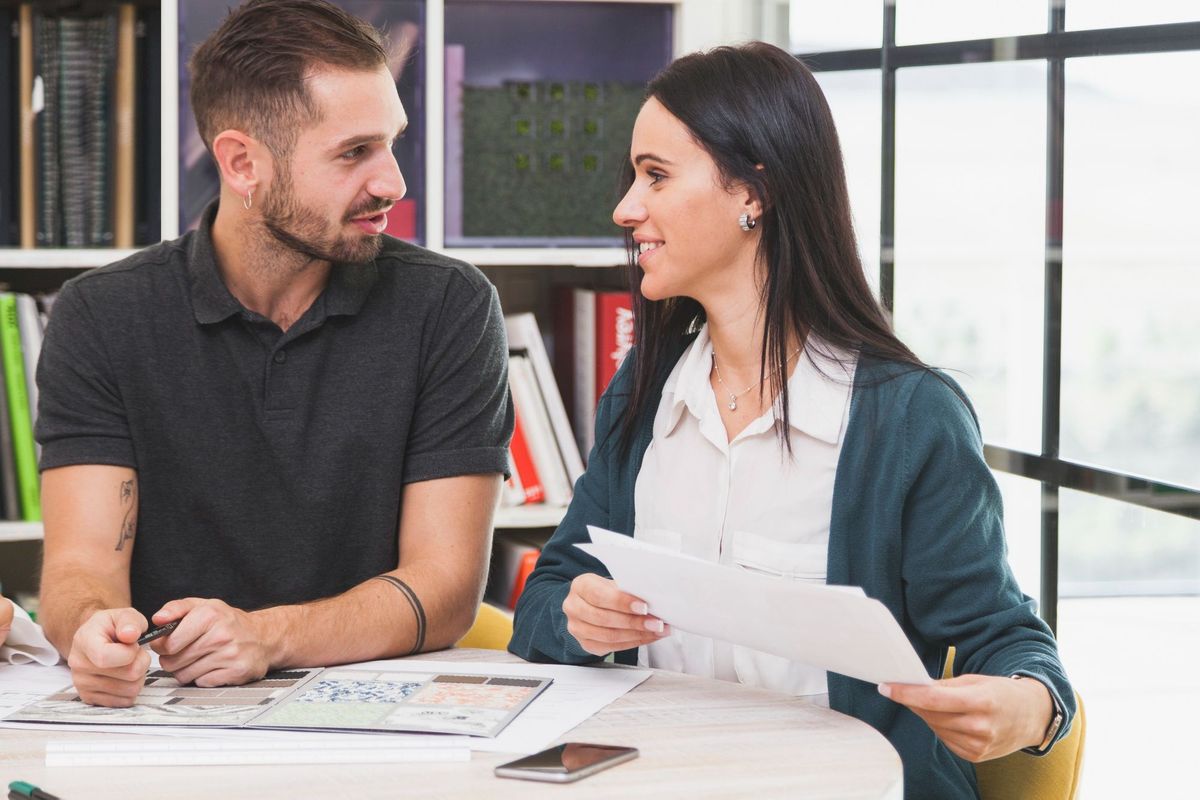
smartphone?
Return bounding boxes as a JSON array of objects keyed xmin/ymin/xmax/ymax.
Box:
[{"xmin": 494, "ymin": 743, "xmax": 639, "ymax": 783}]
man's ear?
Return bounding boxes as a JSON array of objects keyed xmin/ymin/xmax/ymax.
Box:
[{"xmin": 211, "ymin": 129, "xmax": 268, "ymax": 199}]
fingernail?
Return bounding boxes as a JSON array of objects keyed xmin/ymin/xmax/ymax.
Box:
[
  {"xmin": 631, "ymin": 601, "xmax": 649, "ymax": 615},
  {"xmin": 644, "ymin": 618, "xmax": 664, "ymax": 633},
  {"xmin": 877, "ymin": 684, "xmax": 892, "ymax": 698}
]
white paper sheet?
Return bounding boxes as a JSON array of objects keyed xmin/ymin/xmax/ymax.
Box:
[
  {"xmin": 1, "ymin": 602, "xmax": 61, "ymax": 666},
  {"xmin": 577, "ymin": 525, "xmax": 932, "ymax": 686},
  {"xmin": 0, "ymin": 657, "xmax": 650, "ymax": 756}
]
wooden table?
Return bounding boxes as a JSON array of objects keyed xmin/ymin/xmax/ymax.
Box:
[{"xmin": 0, "ymin": 649, "xmax": 903, "ymax": 799}]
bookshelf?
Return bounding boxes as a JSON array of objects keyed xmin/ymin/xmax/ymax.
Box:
[{"xmin": 0, "ymin": 0, "xmax": 777, "ymax": 602}]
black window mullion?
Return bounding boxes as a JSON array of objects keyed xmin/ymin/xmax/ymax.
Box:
[
  {"xmin": 880, "ymin": 1, "xmax": 896, "ymax": 312},
  {"xmin": 1040, "ymin": 0, "xmax": 1067, "ymax": 635}
]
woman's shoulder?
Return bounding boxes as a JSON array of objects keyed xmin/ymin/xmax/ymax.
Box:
[{"xmin": 853, "ymin": 355, "xmax": 979, "ymax": 431}]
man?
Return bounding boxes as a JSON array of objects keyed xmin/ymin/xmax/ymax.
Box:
[{"xmin": 37, "ymin": 0, "xmax": 512, "ymax": 707}]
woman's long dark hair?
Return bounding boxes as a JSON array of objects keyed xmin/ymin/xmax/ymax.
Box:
[{"xmin": 618, "ymin": 42, "xmax": 926, "ymax": 454}]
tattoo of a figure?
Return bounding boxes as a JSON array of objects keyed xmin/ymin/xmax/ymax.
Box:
[{"xmin": 116, "ymin": 479, "xmax": 137, "ymax": 551}]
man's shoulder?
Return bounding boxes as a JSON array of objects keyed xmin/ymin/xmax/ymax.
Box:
[
  {"xmin": 62, "ymin": 236, "xmax": 190, "ymax": 301},
  {"xmin": 372, "ymin": 237, "xmax": 493, "ymax": 296}
]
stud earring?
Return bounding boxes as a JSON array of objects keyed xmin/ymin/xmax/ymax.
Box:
[
  {"xmin": 243, "ymin": 189, "xmax": 254, "ymax": 211},
  {"xmin": 738, "ymin": 212, "xmax": 757, "ymax": 231}
]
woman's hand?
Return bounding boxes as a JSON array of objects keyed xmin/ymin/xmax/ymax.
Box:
[
  {"xmin": 879, "ymin": 674, "xmax": 1054, "ymax": 763},
  {"xmin": 562, "ymin": 573, "xmax": 671, "ymax": 656}
]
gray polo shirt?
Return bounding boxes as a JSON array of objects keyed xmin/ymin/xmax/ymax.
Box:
[{"xmin": 36, "ymin": 204, "xmax": 513, "ymax": 619}]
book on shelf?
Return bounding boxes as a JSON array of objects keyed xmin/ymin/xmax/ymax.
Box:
[
  {"xmin": 11, "ymin": 2, "xmax": 151, "ymax": 249},
  {"xmin": 0, "ymin": 5, "xmax": 18, "ymax": 247},
  {"xmin": 0, "ymin": 293, "xmax": 40, "ymax": 522},
  {"xmin": 553, "ymin": 289, "xmax": 634, "ymax": 457},
  {"xmin": 0, "ymin": 323, "xmax": 19, "ymax": 521},
  {"xmin": 504, "ymin": 312, "xmax": 584, "ymax": 485},
  {"xmin": 505, "ymin": 410, "xmax": 544, "ymax": 506},
  {"xmin": 507, "ymin": 352, "xmax": 572, "ymax": 507},
  {"xmin": 486, "ymin": 534, "xmax": 542, "ymax": 611}
]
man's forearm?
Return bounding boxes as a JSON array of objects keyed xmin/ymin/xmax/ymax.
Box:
[
  {"xmin": 40, "ymin": 566, "xmax": 132, "ymax": 657},
  {"xmin": 252, "ymin": 562, "xmax": 481, "ymax": 669}
]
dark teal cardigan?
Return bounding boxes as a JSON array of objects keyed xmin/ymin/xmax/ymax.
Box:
[{"xmin": 510, "ymin": 340, "xmax": 1075, "ymax": 799}]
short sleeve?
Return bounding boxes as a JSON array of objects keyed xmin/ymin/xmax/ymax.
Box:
[
  {"xmin": 401, "ymin": 275, "xmax": 514, "ymax": 483},
  {"xmin": 36, "ymin": 281, "xmax": 136, "ymax": 471}
]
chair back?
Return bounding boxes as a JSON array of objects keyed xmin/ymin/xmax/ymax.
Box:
[
  {"xmin": 942, "ymin": 647, "xmax": 1087, "ymax": 800},
  {"xmin": 455, "ymin": 602, "xmax": 514, "ymax": 651}
]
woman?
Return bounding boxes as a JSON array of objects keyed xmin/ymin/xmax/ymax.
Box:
[{"xmin": 509, "ymin": 42, "xmax": 1074, "ymax": 799}]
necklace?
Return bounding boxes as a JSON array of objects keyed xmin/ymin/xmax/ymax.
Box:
[{"xmin": 711, "ymin": 345, "xmax": 804, "ymax": 411}]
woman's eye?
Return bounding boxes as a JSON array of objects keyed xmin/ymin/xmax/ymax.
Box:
[{"xmin": 648, "ymin": 171, "xmax": 666, "ymax": 185}]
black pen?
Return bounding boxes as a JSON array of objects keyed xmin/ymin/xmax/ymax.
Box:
[
  {"xmin": 9, "ymin": 780, "xmax": 62, "ymax": 800},
  {"xmin": 136, "ymin": 619, "xmax": 180, "ymax": 646}
]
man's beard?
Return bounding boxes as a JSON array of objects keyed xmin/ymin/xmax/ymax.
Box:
[{"xmin": 258, "ymin": 169, "xmax": 388, "ymax": 266}]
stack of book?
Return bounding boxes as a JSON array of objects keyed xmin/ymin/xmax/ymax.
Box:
[
  {"xmin": 0, "ymin": 292, "xmax": 47, "ymax": 522},
  {"xmin": 503, "ymin": 313, "xmax": 583, "ymax": 510},
  {"xmin": 553, "ymin": 289, "xmax": 635, "ymax": 457},
  {"xmin": 8, "ymin": 2, "xmax": 145, "ymax": 248}
]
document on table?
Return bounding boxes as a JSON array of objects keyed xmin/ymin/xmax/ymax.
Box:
[
  {"xmin": 0, "ymin": 658, "xmax": 650, "ymax": 756},
  {"xmin": 4, "ymin": 665, "xmax": 551, "ymax": 737},
  {"xmin": 577, "ymin": 525, "xmax": 932, "ymax": 686}
]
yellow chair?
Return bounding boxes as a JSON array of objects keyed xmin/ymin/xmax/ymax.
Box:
[
  {"xmin": 942, "ymin": 647, "xmax": 1087, "ymax": 800},
  {"xmin": 455, "ymin": 602, "xmax": 514, "ymax": 651}
]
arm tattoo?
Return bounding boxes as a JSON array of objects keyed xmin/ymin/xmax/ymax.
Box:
[
  {"xmin": 116, "ymin": 479, "xmax": 137, "ymax": 551},
  {"xmin": 372, "ymin": 575, "xmax": 427, "ymax": 655}
]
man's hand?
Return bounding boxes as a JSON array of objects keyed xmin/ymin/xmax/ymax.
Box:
[
  {"xmin": 562, "ymin": 573, "xmax": 671, "ymax": 656},
  {"xmin": 67, "ymin": 608, "xmax": 151, "ymax": 707},
  {"xmin": 150, "ymin": 598, "xmax": 272, "ymax": 687},
  {"xmin": 879, "ymin": 673, "xmax": 1055, "ymax": 763},
  {"xmin": 0, "ymin": 596, "xmax": 14, "ymax": 642}
]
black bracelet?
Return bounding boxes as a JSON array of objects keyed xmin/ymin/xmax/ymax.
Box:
[{"xmin": 372, "ymin": 575, "xmax": 427, "ymax": 656}]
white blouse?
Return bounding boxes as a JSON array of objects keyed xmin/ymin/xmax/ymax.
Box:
[{"xmin": 633, "ymin": 325, "xmax": 857, "ymax": 698}]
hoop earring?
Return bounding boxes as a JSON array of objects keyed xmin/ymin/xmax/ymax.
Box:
[
  {"xmin": 243, "ymin": 189, "xmax": 254, "ymax": 211},
  {"xmin": 738, "ymin": 213, "xmax": 757, "ymax": 231}
]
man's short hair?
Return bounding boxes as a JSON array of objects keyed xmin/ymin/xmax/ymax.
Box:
[{"xmin": 189, "ymin": 0, "xmax": 388, "ymax": 158}]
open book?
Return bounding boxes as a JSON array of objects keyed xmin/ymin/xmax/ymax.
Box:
[{"xmin": 4, "ymin": 665, "xmax": 551, "ymax": 738}]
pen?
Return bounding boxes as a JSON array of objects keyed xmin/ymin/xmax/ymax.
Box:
[
  {"xmin": 8, "ymin": 781, "xmax": 62, "ymax": 800},
  {"xmin": 136, "ymin": 619, "xmax": 180, "ymax": 646}
]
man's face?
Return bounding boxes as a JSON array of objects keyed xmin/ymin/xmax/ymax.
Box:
[{"xmin": 259, "ymin": 65, "xmax": 408, "ymax": 265}]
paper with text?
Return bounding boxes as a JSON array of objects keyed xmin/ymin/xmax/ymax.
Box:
[{"xmin": 577, "ymin": 525, "xmax": 932, "ymax": 686}]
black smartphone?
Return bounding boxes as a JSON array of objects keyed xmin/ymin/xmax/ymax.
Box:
[{"xmin": 494, "ymin": 743, "xmax": 639, "ymax": 783}]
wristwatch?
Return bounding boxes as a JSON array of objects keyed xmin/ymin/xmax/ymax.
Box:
[{"xmin": 1011, "ymin": 674, "xmax": 1064, "ymax": 755}]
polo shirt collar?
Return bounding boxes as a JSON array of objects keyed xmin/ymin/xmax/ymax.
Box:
[
  {"xmin": 655, "ymin": 323, "xmax": 857, "ymax": 445},
  {"xmin": 188, "ymin": 201, "xmax": 379, "ymax": 325}
]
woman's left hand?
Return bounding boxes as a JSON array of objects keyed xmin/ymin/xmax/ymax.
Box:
[{"xmin": 878, "ymin": 674, "xmax": 1054, "ymax": 763}]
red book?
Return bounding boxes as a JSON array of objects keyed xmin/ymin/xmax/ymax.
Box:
[
  {"xmin": 383, "ymin": 199, "xmax": 418, "ymax": 241},
  {"xmin": 508, "ymin": 549, "xmax": 541, "ymax": 609},
  {"xmin": 509, "ymin": 410, "xmax": 545, "ymax": 504},
  {"xmin": 594, "ymin": 291, "xmax": 634, "ymax": 404}
]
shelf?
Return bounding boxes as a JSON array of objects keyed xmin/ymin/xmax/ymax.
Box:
[
  {"xmin": 0, "ymin": 249, "xmax": 143, "ymax": 269},
  {"xmin": 0, "ymin": 510, "xmax": 564, "ymax": 542},
  {"xmin": 494, "ymin": 505, "xmax": 567, "ymax": 529},
  {"xmin": 439, "ymin": 247, "xmax": 627, "ymax": 268},
  {"xmin": 0, "ymin": 522, "xmax": 43, "ymax": 543}
]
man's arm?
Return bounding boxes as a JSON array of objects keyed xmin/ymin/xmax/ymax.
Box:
[
  {"xmin": 40, "ymin": 465, "xmax": 151, "ymax": 706},
  {"xmin": 151, "ymin": 473, "xmax": 501, "ymax": 686}
]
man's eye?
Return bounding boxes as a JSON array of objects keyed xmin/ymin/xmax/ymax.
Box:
[{"xmin": 341, "ymin": 145, "xmax": 367, "ymax": 160}]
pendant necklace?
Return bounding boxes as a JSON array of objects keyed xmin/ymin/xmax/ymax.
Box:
[{"xmin": 711, "ymin": 346, "xmax": 804, "ymax": 411}]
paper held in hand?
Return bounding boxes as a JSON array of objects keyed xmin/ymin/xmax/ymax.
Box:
[{"xmin": 576, "ymin": 526, "xmax": 932, "ymax": 687}]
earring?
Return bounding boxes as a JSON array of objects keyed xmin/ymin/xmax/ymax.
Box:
[
  {"xmin": 738, "ymin": 213, "xmax": 757, "ymax": 231},
  {"xmin": 243, "ymin": 189, "xmax": 254, "ymax": 211}
]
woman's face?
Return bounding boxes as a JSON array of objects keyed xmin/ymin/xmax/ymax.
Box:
[{"xmin": 612, "ymin": 98, "xmax": 760, "ymax": 303}]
